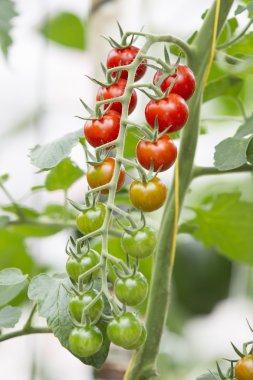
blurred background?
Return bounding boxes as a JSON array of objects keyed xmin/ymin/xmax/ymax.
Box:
[{"xmin": 0, "ymin": 0, "xmax": 253, "ymax": 379}]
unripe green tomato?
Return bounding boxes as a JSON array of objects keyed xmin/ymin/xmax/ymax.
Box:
[
  {"xmin": 121, "ymin": 226, "xmax": 156, "ymax": 258},
  {"xmin": 76, "ymin": 203, "xmax": 106, "ymax": 234},
  {"xmin": 107, "ymin": 312, "xmax": 142, "ymax": 348},
  {"xmin": 123, "ymin": 325, "xmax": 147, "ymax": 350},
  {"xmin": 115, "ymin": 272, "xmax": 148, "ymax": 306},
  {"xmin": 69, "ymin": 326, "xmax": 103, "ymax": 357},
  {"xmin": 66, "ymin": 251, "xmax": 100, "ymax": 283},
  {"xmin": 68, "ymin": 289, "xmax": 104, "ymax": 323}
]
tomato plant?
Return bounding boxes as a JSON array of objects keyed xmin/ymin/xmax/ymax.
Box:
[
  {"xmin": 66, "ymin": 250, "xmax": 100, "ymax": 283},
  {"xmin": 76, "ymin": 203, "xmax": 106, "ymax": 234},
  {"xmin": 114, "ymin": 272, "xmax": 148, "ymax": 306},
  {"xmin": 68, "ymin": 289, "xmax": 104, "ymax": 323},
  {"xmin": 69, "ymin": 326, "xmax": 103, "ymax": 357},
  {"xmin": 129, "ymin": 177, "xmax": 167, "ymax": 212},
  {"xmin": 121, "ymin": 226, "xmax": 157, "ymax": 258}
]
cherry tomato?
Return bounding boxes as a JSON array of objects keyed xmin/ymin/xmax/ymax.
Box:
[
  {"xmin": 107, "ymin": 312, "xmax": 142, "ymax": 348},
  {"xmin": 66, "ymin": 250, "xmax": 100, "ymax": 283},
  {"xmin": 136, "ymin": 135, "xmax": 177, "ymax": 172},
  {"xmin": 84, "ymin": 110, "xmax": 121, "ymax": 148},
  {"xmin": 106, "ymin": 46, "xmax": 147, "ymax": 82},
  {"xmin": 115, "ymin": 272, "xmax": 148, "ymax": 306},
  {"xmin": 145, "ymin": 94, "xmax": 189, "ymax": 133},
  {"xmin": 123, "ymin": 326, "xmax": 147, "ymax": 350},
  {"xmin": 96, "ymin": 78, "xmax": 137, "ymax": 115},
  {"xmin": 153, "ymin": 64, "xmax": 196, "ymax": 100},
  {"xmin": 235, "ymin": 355, "xmax": 253, "ymax": 380},
  {"xmin": 68, "ymin": 289, "xmax": 104, "ymax": 323},
  {"xmin": 130, "ymin": 177, "xmax": 167, "ymax": 212},
  {"xmin": 69, "ymin": 326, "xmax": 103, "ymax": 357},
  {"xmin": 76, "ymin": 203, "xmax": 106, "ymax": 234},
  {"xmin": 121, "ymin": 226, "xmax": 156, "ymax": 258},
  {"xmin": 87, "ymin": 157, "xmax": 125, "ymax": 194}
]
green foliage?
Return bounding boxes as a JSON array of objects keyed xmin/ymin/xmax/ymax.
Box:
[
  {"xmin": 0, "ymin": 268, "xmax": 28, "ymax": 307},
  {"xmin": 226, "ymin": 32, "xmax": 253, "ymax": 58},
  {"xmin": 218, "ymin": 17, "xmax": 239, "ymax": 45},
  {"xmin": 0, "ymin": 305, "xmax": 22, "ymax": 327},
  {"xmin": 0, "ymin": 0, "xmax": 17, "ymax": 56},
  {"xmin": 45, "ymin": 158, "xmax": 83, "ymax": 191},
  {"xmin": 203, "ymin": 76, "xmax": 243, "ymax": 102},
  {"xmin": 39, "ymin": 12, "xmax": 86, "ymax": 50},
  {"xmin": 184, "ymin": 193, "xmax": 253, "ymax": 266},
  {"xmin": 30, "ymin": 129, "xmax": 83, "ymax": 170}
]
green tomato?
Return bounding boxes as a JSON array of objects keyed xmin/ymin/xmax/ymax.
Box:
[
  {"xmin": 115, "ymin": 272, "xmax": 148, "ymax": 306},
  {"xmin": 69, "ymin": 326, "xmax": 103, "ymax": 357},
  {"xmin": 66, "ymin": 251, "xmax": 100, "ymax": 283},
  {"xmin": 123, "ymin": 325, "xmax": 147, "ymax": 350},
  {"xmin": 121, "ymin": 226, "xmax": 156, "ymax": 258},
  {"xmin": 68, "ymin": 289, "xmax": 104, "ymax": 323},
  {"xmin": 107, "ymin": 312, "xmax": 142, "ymax": 348},
  {"xmin": 76, "ymin": 203, "xmax": 106, "ymax": 234}
]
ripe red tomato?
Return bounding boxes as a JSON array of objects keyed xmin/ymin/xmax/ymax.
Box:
[
  {"xmin": 106, "ymin": 46, "xmax": 147, "ymax": 82},
  {"xmin": 136, "ymin": 135, "xmax": 177, "ymax": 172},
  {"xmin": 96, "ymin": 78, "xmax": 137, "ymax": 115},
  {"xmin": 145, "ymin": 94, "xmax": 189, "ymax": 133},
  {"xmin": 87, "ymin": 157, "xmax": 125, "ymax": 194},
  {"xmin": 84, "ymin": 110, "xmax": 121, "ymax": 148},
  {"xmin": 129, "ymin": 177, "xmax": 167, "ymax": 212},
  {"xmin": 153, "ymin": 64, "xmax": 196, "ymax": 100},
  {"xmin": 235, "ymin": 355, "xmax": 253, "ymax": 380}
]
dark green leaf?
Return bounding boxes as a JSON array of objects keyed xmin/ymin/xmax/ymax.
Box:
[
  {"xmin": 0, "ymin": 268, "xmax": 28, "ymax": 307},
  {"xmin": 30, "ymin": 129, "xmax": 83, "ymax": 169},
  {"xmin": 0, "ymin": 0, "xmax": 17, "ymax": 55},
  {"xmin": 0, "ymin": 305, "xmax": 22, "ymax": 327},
  {"xmin": 214, "ymin": 137, "xmax": 252, "ymax": 171},
  {"xmin": 45, "ymin": 158, "xmax": 83, "ymax": 191},
  {"xmin": 203, "ymin": 76, "xmax": 243, "ymax": 103},
  {"xmin": 39, "ymin": 12, "xmax": 86, "ymax": 50},
  {"xmin": 247, "ymin": 2, "xmax": 253, "ymax": 14},
  {"xmin": 234, "ymin": 113, "xmax": 253, "ymax": 138}
]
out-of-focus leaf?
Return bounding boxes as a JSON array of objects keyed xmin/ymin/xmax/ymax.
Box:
[
  {"xmin": 234, "ymin": 113, "xmax": 253, "ymax": 138},
  {"xmin": 8, "ymin": 224, "xmax": 62, "ymax": 237},
  {"xmin": 0, "ymin": 0, "xmax": 17, "ymax": 56},
  {"xmin": 45, "ymin": 158, "xmax": 83, "ymax": 191},
  {"xmin": 30, "ymin": 129, "xmax": 83, "ymax": 170},
  {"xmin": 203, "ymin": 76, "xmax": 243, "ymax": 102},
  {"xmin": 43, "ymin": 204, "xmax": 76, "ymax": 220},
  {"xmin": 0, "ymin": 173, "xmax": 9, "ymax": 183},
  {"xmin": 39, "ymin": 12, "xmax": 86, "ymax": 50},
  {"xmin": 124, "ymin": 128, "xmax": 139, "ymax": 158},
  {"xmin": 246, "ymin": 138, "xmax": 253, "ymax": 164},
  {"xmin": 196, "ymin": 374, "xmax": 219, "ymax": 380},
  {"xmin": 218, "ymin": 17, "xmax": 239, "ymax": 45},
  {"xmin": 226, "ymin": 32, "xmax": 253, "ymax": 58},
  {"xmin": 0, "ymin": 268, "xmax": 28, "ymax": 307},
  {"xmin": 0, "ymin": 305, "xmax": 22, "ymax": 327},
  {"xmin": 235, "ymin": 4, "xmax": 246, "ymax": 15},
  {"xmin": 0, "ymin": 215, "xmax": 10, "ymax": 228},
  {"xmin": 214, "ymin": 136, "xmax": 252, "ymax": 171},
  {"xmin": 2, "ymin": 205, "xmax": 39, "ymax": 218}
]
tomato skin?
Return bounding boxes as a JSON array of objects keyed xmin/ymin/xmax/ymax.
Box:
[
  {"xmin": 115, "ymin": 272, "xmax": 148, "ymax": 306},
  {"xmin": 107, "ymin": 312, "xmax": 142, "ymax": 348},
  {"xmin": 235, "ymin": 356, "xmax": 253, "ymax": 380},
  {"xmin": 123, "ymin": 326, "xmax": 147, "ymax": 350},
  {"xmin": 96, "ymin": 78, "xmax": 137, "ymax": 115},
  {"xmin": 69, "ymin": 326, "xmax": 103, "ymax": 357},
  {"xmin": 66, "ymin": 251, "xmax": 100, "ymax": 283},
  {"xmin": 121, "ymin": 226, "xmax": 156, "ymax": 258},
  {"xmin": 106, "ymin": 46, "xmax": 147, "ymax": 81},
  {"xmin": 68, "ymin": 289, "xmax": 104, "ymax": 323},
  {"xmin": 130, "ymin": 177, "xmax": 167, "ymax": 212},
  {"xmin": 87, "ymin": 157, "xmax": 125, "ymax": 194},
  {"xmin": 153, "ymin": 64, "xmax": 196, "ymax": 100},
  {"xmin": 136, "ymin": 135, "xmax": 177, "ymax": 172},
  {"xmin": 145, "ymin": 94, "xmax": 189, "ymax": 133},
  {"xmin": 84, "ymin": 110, "xmax": 121, "ymax": 148},
  {"xmin": 76, "ymin": 203, "xmax": 105, "ymax": 234}
]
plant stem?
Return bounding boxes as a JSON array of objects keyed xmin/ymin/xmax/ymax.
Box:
[
  {"xmin": 192, "ymin": 164, "xmax": 253, "ymax": 178},
  {"xmin": 0, "ymin": 327, "xmax": 51, "ymax": 343},
  {"xmin": 23, "ymin": 304, "xmax": 37, "ymax": 330}
]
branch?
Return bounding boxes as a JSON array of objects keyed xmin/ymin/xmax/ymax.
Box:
[
  {"xmin": 0, "ymin": 327, "xmax": 52, "ymax": 343},
  {"xmin": 192, "ymin": 164, "xmax": 253, "ymax": 178}
]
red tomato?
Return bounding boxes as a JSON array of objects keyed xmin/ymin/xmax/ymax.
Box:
[
  {"xmin": 84, "ymin": 110, "xmax": 121, "ymax": 148},
  {"xmin": 153, "ymin": 64, "xmax": 196, "ymax": 100},
  {"xmin": 136, "ymin": 135, "xmax": 177, "ymax": 172},
  {"xmin": 87, "ymin": 157, "xmax": 125, "ymax": 193},
  {"xmin": 96, "ymin": 78, "xmax": 137, "ymax": 115},
  {"xmin": 145, "ymin": 94, "xmax": 189, "ymax": 133},
  {"xmin": 106, "ymin": 46, "xmax": 147, "ymax": 82}
]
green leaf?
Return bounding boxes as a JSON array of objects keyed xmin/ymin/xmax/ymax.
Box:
[
  {"xmin": 0, "ymin": 215, "xmax": 10, "ymax": 228},
  {"xmin": 43, "ymin": 204, "xmax": 76, "ymax": 220},
  {"xmin": 2, "ymin": 205, "xmax": 39, "ymax": 218},
  {"xmin": 203, "ymin": 76, "xmax": 243, "ymax": 103},
  {"xmin": 226, "ymin": 32, "xmax": 253, "ymax": 58},
  {"xmin": 185, "ymin": 193, "xmax": 253, "ymax": 266},
  {"xmin": 234, "ymin": 5, "xmax": 246, "ymax": 15},
  {"xmin": 28, "ymin": 274, "xmax": 110, "ymax": 368},
  {"xmin": 214, "ymin": 137, "xmax": 252, "ymax": 171},
  {"xmin": 218, "ymin": 17, "xmax": 239, "ymax": 45},
  {"xmin": 8, "ymin": 224, "xmax": 62, "ymax": 238},
  {"xmin": 39, "ymin": 12, "xmax": 86, "ymax": 50},
  {"xmin": 0, "ymin": 268, "xmax": 28, "ymax": 307},
  {"xmin": 0, "ymin": 0, "xmax": 17, "ymax": 56},
  {"xmin": 0, "ymin": 173, "xmax": 9, "ymax": 183},
  {"xmin": 246, "ymin": 138, "xmax": 253, "ymax": 164},
  {"xmin": 124, "ymin": 128, "xmax": 139, "ymax": 158},
  {"xmin": 45, "ymin": 158, "xmax": 83, "ymax": 191},
  {"xmin": 234, "ymin": 113, "xmax": 253, "ymax": 138},
  {"xmin": 247, "ymin": 2, "xmax": 253, "ymax": 14},
  {"xmin": 30, "ymin": 129, "xmax": 83, "ymax": 170},
  {"xmin": 0, "ymin": 305, "xmax": 22, "ymax": 327}
]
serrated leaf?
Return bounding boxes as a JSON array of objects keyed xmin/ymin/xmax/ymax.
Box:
[
  {"xmin": 45, "ymin": 158, "xmax": 83, "ymax": 191},
  {"xmin": 28, "ymin": 274, "xmax": 110, "ymax": 368},
  {"xmin": 0, "ymin": 0, "xmax": 17, "ymax": 56},
  {"xmin": 214, "ymin": 137, "xmax": 252, "ymax": 171},
  {"xmin": 234, "ymin": 113, "xmax": 253, "ymax": 138},
  {"xmin": 0, "ymin": 305, "xmax": 22, "ymax": 327},
  {"xmin": 30, "ymin": 129, "xmax": 83, "ymax": 170},
  {"xmin": 0, "ymin": 268, "xmax": 28, "ymax": 307},
  {"xmin": 203, "ymin": 76, "xmax": 243, "ymax": 103},
  {"xmin": 39, "ymin": 12, "xmax": 86, "ymax": 50},
  {"xmin": 185, "ymin": 193, "xmax": 253, "ymax": 266}
]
